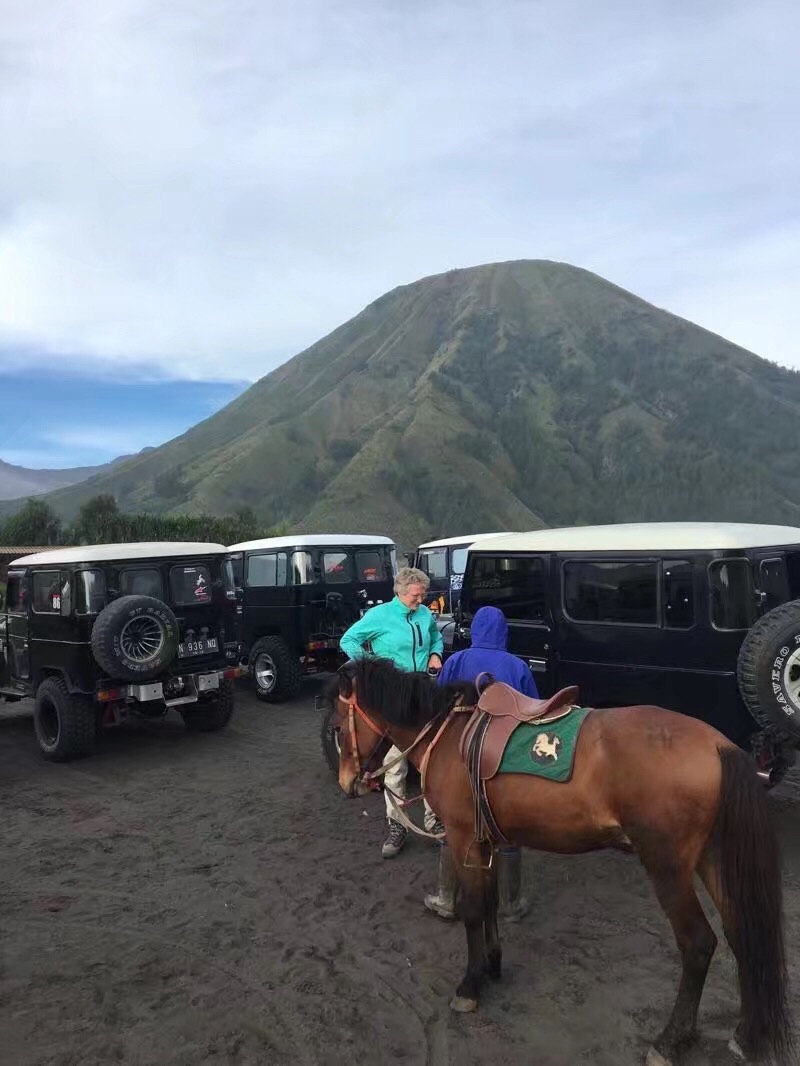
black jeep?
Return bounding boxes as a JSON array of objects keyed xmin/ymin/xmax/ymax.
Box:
[
  {"xmin": 0, "ymin": 542, "xmax": 242, "ymax": 761},
  {"xmin": 228, "ymin": 534, "xmax": 396, "ymax": 702},
  {"xmin": 456, "ymin": 522, "xmax": 800, "ymax": 785}
]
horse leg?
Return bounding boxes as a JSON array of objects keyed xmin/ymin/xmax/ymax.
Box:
[
  {"xmin": 638, "ymin": 860, "xmax": 717, "ymax": 1065},
  {"xmin": 483, "ymin": 852, "xmax": 501, "ymax": 980},
  {"xmin": 449, "ymin": 834, "xmax": 490, "ymax": 1013}
]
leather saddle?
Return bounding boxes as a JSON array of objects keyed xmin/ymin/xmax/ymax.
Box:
[
  {"xmin": 461, "ymin": 681, "xmax": 580, "ymax": 786},
  {"xmin": 458, "ymin": 680, "xmax": 581, "ymax": 852},
  {"xmin": 476, "ymin": 680, "xmax": 580, "ymax": 725}
]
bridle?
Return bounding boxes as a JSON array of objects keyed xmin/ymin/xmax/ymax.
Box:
[
  {"xmin": 337, "ymin": 683, "xmax": 474, "ymax": 812},
  {"xmin": 340, "ymin": 695, "xmax": 392, "ymax": 790}
]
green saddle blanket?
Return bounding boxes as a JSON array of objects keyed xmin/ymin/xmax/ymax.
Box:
[{"xmin": 497, "ymin": 707, "xmax": 592, "ymax": 782}]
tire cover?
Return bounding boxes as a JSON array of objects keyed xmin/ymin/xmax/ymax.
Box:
[
  {"xmin": 91, "ymin": 595, "xmax": 179, "ymax": 681},
  {"xmin": 737, "ymin": 599, "xmax": 800, "ymax": 741}
]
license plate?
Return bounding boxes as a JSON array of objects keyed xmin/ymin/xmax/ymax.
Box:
[{"xmin": 178, "ymin": 637, "xmax": 219, "ymax": 657}]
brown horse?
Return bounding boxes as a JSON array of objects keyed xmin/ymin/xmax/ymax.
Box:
[{"xmin": 326, "ymin": 657, "xmax": 792, "ymax": 1065}]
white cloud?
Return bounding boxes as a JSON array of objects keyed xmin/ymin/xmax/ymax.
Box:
[{"xmin": 0, "ymin": 0, "xmax": 799, "ymax": 379}]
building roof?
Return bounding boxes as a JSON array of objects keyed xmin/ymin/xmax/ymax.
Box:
[
  {"xmin": 11, "ymin": 542, "xmax": 229, "ymax": 566},
  {"xmin": 0, "ymin": 546, "xmax": 47, "ymax": 557},
  {"xmin": 465, "ymin": 522, "xmax": 800, "ymax": 555},
  {"xmin": 416, "ymin": 532, "xmax": 511, "ymax": 550},
  {"xmin": 228, "ymin": 534, "xmax": 395, "ymax": 551}
]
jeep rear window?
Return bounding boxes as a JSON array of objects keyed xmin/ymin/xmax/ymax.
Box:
[
  {"xmin": 355, "ymin": 550, "xmax": 383, "ymax": 582},
  {"xmin": 170, "ymin": 564, "xmax": 212, "ymax": 605},
  {"xmin": 564, "ymin": 560, "xmax": 658, "ymax": 626},
  {"xmin": 323, "ymin": 552, "xmax": 352, "ymax": 583},
  {"xmin": 709, "ymin": 559, "xmax": 755, "ymax": 631},
  {"xmin": 78, "ymin": 569, "xmax": 107, "ymax": 614},
  {"xmin": 120, "ymin": 568, "xmax": 163, "ymax": 599},
  {"xmin": 465, "ymin": 555, "xmax": 547, "ymax": 622}
]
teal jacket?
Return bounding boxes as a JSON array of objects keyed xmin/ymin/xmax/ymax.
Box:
[{"xmin": 340, "ymin": 597, "xmax": 444, "ymax": 672}]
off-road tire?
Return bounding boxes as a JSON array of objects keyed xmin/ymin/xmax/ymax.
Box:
[
  {"xmin": 91, "ymin": 595, "xmax": 179, "ymax": 682},
  {"xmin": 737, "ymin": 600, "xmax": 800, "ymax": 743},
  {"xmin": 248, "ymin": 635, "xmax": 301, "ymax": 703},
  {"xmin": 321, "ymin": 702, "xmax": 340, "ymax": 774},
  {"xmin": 34, "ymin": 676, "xmax": 96, "ymax": 761},
  {"xmin": 181, "ymin": 679, "xmax": 235, "ymax": 732}
]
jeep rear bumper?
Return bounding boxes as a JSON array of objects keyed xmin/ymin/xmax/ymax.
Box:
[{"xmin": 97, "ymin": 665, "xmax": 244, "ymax": 706}]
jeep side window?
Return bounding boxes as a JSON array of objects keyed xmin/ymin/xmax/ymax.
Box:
[
  {"xmin": 663, "ymin": 560, "xmax": 694, "ymax": 629},
  {"xmin": 78, "ymin": 569, "xmax": 107, "ymax": 614},
  {"xmin": 451, "ymin": 547, "xmax": 469, "ymax": 575},
  {"xmin": 323, "ymin": 552, "xmax": 352, "ymax": 584},
  {"xmin": 247, "ymin": 551, "xmax": 288, "ymax": 587},
  {"xmin": 564, "ymin": 560, "xmax": 658, "ymax": 626},
  {"xmin": 466, "ymin": 555, "xmax": 547, "ymax": 622},
  {"xmin": 32, "ymin": 570, "xmax": 63, "ymax": 614},
  {"xmin": 709, "ymin": 559, "xmax": 755, "ymax": 630},
  {"xmin": 418, "ymin": 549, "xmax": 447, "ymax": 581},
  {"xmin": 290, "ymin": 551, "xmax": 314, "ymax": 585},
  {"xmin": 758, "ymin": 557, "xmax": 789, "ymax": 609},
  {"xmin": 6, "ymin": 574, "xmax": 23, "ymax": 612},
  {"xmin": 120, "ymin": 568, "xmax": 163, "ymax": 599}
]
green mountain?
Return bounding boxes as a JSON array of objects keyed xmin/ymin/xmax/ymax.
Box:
[
  {"xmin": 7, "ymin": 259, "xmax": 800, "ymax": 550},
  {"xmin": 0, "ymin": 457, "xmax": 114, "ymax": 501}
]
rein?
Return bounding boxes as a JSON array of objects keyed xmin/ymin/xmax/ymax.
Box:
[{"xmin": 343, "ymin": 692, "xmax": 475, "ymax": 842}]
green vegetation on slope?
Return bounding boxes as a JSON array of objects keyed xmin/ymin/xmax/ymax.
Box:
[{"xmin": 3, "ymin": 259, "xmax": 800, "ymax": 550}]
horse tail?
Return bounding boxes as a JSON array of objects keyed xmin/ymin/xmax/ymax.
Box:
[{"xmin": 707, "ymin": 746, "xmax": 792, "ymax": 1061}]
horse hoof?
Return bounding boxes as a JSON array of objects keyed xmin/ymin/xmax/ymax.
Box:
[
  {"xmin": 449, "ymin": 995, "xmax": 478, "ymax": 1013},
  {"xmin": 727, "ymin": 1037, "xmax": 746, "ymax": 1061},
  {"xmin": 645, "ymin": 1049, "xmax": 673, "ymax": 1066}
]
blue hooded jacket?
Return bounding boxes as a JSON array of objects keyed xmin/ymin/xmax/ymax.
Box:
[{"xmin": 437, "ymin": 606, "xmax": 539, "ymax": 696}]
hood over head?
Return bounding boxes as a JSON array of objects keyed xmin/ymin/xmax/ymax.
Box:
[{"xmin": 470, "ymin": 606, "xmax": 508, "ymax": 650}]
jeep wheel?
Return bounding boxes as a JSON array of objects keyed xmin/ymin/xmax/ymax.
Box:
[
  {"xmin": 737, "ymin": 600, "xmax": 800, "ymax": 743},
  {"xmin": 320, "ymin": 703, "xmax": 340, "ymax": 774},
  {"xmin": 91, "ymin": 595, "xmax": 179, "ymax": 682},
  {"xmin": 248, "ymin": 636, "xmax": 301, "ymax": 702},
  {"xmin": 34, "ymin": 677, "xmax": 96, "ymax": 761},
  {"xmin": 182, "ymin": 679, "xmax": 234, "ymax": 732}
]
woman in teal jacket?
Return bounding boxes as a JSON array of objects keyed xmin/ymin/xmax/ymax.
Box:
[{"xmin": 340, "ymin": 566, "xmax": 444, "ymax": 857}]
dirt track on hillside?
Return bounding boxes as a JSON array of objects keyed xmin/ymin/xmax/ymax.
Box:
[{"xmin": 1, "ymin": 682, "xmax": 799, "ymax": 1066}]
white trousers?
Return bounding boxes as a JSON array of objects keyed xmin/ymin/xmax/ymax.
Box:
[{"xmin": 383, "ymin": 744, "xmax": 437, "ymax": 829}]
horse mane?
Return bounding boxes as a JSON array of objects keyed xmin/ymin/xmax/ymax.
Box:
[{"xmin": 326, "ymin": 657, "xmax": 476, "ymax": 728}]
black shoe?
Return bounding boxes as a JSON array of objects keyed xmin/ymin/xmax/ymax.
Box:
[
  {"xmin": 382, "ymin": 821, "xmax": 408, "ymax": 858},
  {"xmin": 427, "ymin": 816, "xmax": 446, "ymax": 838}
]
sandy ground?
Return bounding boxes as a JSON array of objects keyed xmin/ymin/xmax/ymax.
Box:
[{"xmin": 1, "ymin": 680, "xmax": 799, "ymax": 1066}]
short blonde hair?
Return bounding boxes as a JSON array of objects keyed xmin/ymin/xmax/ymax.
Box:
[{"xmin": 394, "ymin": 566, "xmax": 430, "ymax": 595}]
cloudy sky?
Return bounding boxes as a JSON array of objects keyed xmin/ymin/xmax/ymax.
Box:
[{"xmin": 1, "ymin": 0, "xmax": 798, "ymax": 468}]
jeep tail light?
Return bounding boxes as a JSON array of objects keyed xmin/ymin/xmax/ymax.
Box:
[{"xmin": 97, "ymin": 687, "xmax": 124, "ymax": 703}]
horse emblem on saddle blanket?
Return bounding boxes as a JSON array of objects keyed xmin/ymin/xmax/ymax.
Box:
[{"xmin": 531, "ymin": 732, "xmax": 561, "ymax": 763}]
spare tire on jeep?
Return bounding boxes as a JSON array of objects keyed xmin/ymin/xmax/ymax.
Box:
[
  {"xmin": 737, "ymin": 599, "xmax": 800, "ymax": 742},
  {"xmin": 91, "ymin": 595, "xmax": 179, "ymax": 682}
]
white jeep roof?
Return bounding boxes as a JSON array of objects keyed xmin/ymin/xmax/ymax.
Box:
[
  {"xmin": 465, "ymin": 522, "xmax": 800, "ymax": 554},
  {"xmin": 416, "ymin": 532, "xmax": 511, "ymax": 550},
  {"xmin": 11, "ymin": 542, "xmax": 229, "ymax": 567},
  {"xmin": 228, "ymin": 534, "xmax": 395, "ymax": 552}
]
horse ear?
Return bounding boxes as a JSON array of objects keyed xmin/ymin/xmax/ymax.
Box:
[{"xmin": 338, "ymin": 659, "xmax": 356, "ymax": 698}]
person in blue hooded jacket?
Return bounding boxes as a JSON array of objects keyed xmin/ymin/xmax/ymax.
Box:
[{"xmin": 423, "ymin": 605, "xmax": 536, "ymax": 922}]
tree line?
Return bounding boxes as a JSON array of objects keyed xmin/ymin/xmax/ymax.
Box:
[{"xmin": 0, "ymin": 494, "xmax": 283, "ymax": 548}]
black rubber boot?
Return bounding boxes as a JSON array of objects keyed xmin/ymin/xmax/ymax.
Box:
[
  {"xmin": 498, "ymin": 847, "xmax": 530, "ymax": 922},
  {"xmin": 423, "ymin": 844, "xmax": 457, "ymax": 920}
]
